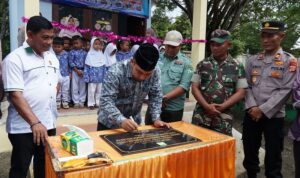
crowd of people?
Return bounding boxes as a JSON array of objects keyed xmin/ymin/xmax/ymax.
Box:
[
  {"xmin": 2, "ymin": 15, "xmax": 300, "ymax": 178},
  {"xmin": 51, "ymin": 27, "xmax": 165, "ymax": 111}
]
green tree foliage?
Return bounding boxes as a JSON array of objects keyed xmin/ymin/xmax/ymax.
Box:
[
  {"xmin": 168, "ymin": 0, "xmax": 250, "ymax": 43},
  {"xmin": 238, "ymin": 0, "xmax": 300, "ymax": 56},
  {"xmin": 230, "ymin": 40, "xmax": 246, "ymax": 58},
  {"xmin": 153, "ymin": 0, "xmax": 250, "ymax": 55},
  {"xmin": 153, "ymin": 0, "xmax": 300, "ymax": 57},
  {"xmin": 152, "ymin": 2, "xmax": 192, "ymax": 50},
  {"xmin": 169, "ymin": 13, "xmax": 192, "ymax": 50},
  {"xmin": 169, "ymin": 13, "xmax": 191, "ymax": 39},
  {"xmin": 151, "ymin": 6, "xmax": 171, "ymax": 39},
  {"xmin": 232, "ymin": 22, "xmax": 261, "ymax": 55}
]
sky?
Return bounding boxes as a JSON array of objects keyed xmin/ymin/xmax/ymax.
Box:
[{"xmin": 292, "ymin": 38, "xmax": 300, "ymax": 49}]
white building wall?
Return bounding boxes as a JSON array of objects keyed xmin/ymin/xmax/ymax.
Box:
[{"xmin": 9, "ymin": 0, "xmax": 52, "ymax": 51}]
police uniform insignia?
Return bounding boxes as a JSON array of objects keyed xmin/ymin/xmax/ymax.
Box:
[
  {"xmin": 274, "ymin": 53, "xmax": 281, "ymax": 61},
  {"xmin": 262, "ymin": 21, "xmax": 285, "ymax": 32},
  {"xmin": 271, "ymin": 71, "xmax": 281, "ymax": 78},
  {"xmin": 175, "ymin": 60, "xmax": 183, "ymax": 65},
  {"xmin": 264, "ymin": 22, "xmax": 270, "ymax": 28},
  {"xmin": 289, "ymin": 58, "xmax": 297, "ymax": 72},
  {"xmin": 275, "ymin": 61, "xmax": 283, "ymax": 65}
]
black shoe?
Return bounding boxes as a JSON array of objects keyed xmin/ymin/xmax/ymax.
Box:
[
  {"xmin": 247, "ymin": 172, "xmax": 257, "ymax": 178},
  {"xmin": 89, "ymin": 106, "xmax": 94, "ymax": 110}
]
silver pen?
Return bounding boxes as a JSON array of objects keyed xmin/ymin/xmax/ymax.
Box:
[{"xmin": 129, "ymin": 116, "xmax": 138, "ymax": 131}]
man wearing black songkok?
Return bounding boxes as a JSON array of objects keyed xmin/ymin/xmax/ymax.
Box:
[{"xmin": 97, "ymin": 43, "xmax": 170, "ymax": 131}]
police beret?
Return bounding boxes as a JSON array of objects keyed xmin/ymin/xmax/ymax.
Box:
[
  {"xmin": 134, "ymin": 43, "xmax": 159, "ymax": 71},
  {"xmin": 261, "ymin": 21, "xmax": 286, "ymax": 33}
]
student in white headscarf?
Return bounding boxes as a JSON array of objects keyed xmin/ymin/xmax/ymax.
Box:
[
  {"xmin": 83, "ymin": 37, "xmax": 106, "ymax": 109},
  {"xmin": 104, "ymin": 42, "xmax": 117, "ymax": 67},
  {"xmin": 130, "ymin": 42, "xmax": 140, "ymax": 55}
]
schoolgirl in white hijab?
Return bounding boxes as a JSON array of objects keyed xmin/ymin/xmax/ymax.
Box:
[
  {"xmin": 130, "ymin": 44, "xmax": 140, "ymax": 55},
  {"xmin": 83, "ymin": 37, "xmax": 106, "ymax": 109},
  {"xmin": 104, "ymin": 42, "xmax": 117, "ymax": 67}
]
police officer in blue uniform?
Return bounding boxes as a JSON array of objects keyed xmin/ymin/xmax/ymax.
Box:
[{"xmin": 243, "ymin": 21, "xmax": 297, "ymax": 178}]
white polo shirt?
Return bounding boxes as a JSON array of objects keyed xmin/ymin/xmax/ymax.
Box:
[{"xmin": 2, "ymin": 41, "xmax": 60, "ymax": 134}]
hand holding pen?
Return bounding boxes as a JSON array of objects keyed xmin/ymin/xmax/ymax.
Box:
[{"xmin": 121, "ymin": 116, "xmax": 139, "ymax": 131}]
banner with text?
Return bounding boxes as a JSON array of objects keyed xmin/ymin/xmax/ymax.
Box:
[{"xmin": 50, "ymin": 0, "xmax": 149, "ymax": 18}]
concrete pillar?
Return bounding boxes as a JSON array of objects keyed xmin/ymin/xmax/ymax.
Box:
[
  {"xmin": 191, "ymin": 0, "xmax": 207, "ymax": 68},
  {"xmin": 24, "ymin": 0, "xmax": 40, "ymax": 18},
  {"xmin": 146, "ymin": 0, "xmax": 152, "ymax": 28},
  {"xmin": 24, "ymin": 0, "xmax": 40, "ymax": 38},
  {"xmin": 188, "ymin": 0, "xmax": 207, "ymax": 101}
]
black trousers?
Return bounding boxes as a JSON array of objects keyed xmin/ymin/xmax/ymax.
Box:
[
  {"xmin": 242, "ymin": 113, "xmax": 284, "ymax": 178},
  {"xmin": 145, "ymin": 108, "xmax": 184, "ymax": 125},
  {"xmin": 8, "ymin": 129, "xmax": 56, "ymax": 178},
  {"xmin": 294, "ymin": 140, "xmax": 300, "ymax": 178}
]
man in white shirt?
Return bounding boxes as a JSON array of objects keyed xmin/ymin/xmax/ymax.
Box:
[{"xmin": 2, "ymin": 16, "xmax": 59, "ymax": 178}]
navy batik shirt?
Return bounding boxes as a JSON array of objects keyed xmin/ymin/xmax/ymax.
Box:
[{"xmin": 98, "ymin": 59, "xmax": 162, "ymax": 129}]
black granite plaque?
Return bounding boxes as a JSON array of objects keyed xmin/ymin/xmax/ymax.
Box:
[{"xmin": 100, "ymin": 128, "xmax": 201, "ymax": 155}]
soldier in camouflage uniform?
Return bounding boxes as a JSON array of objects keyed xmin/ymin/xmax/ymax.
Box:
[{"xmin": 191, "ymin": 29, "xmax": 248, "ymax": 135}]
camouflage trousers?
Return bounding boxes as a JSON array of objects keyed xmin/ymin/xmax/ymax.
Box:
[{"xmin": 192, "ymin": 104, "xmax": 233, "ymax": 136}]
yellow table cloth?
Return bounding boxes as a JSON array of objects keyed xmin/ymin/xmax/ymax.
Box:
[{"xmin": 45, "ymin": 121, "xmax": 235, "ymax": 178}]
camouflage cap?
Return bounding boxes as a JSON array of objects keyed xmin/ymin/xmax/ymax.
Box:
[
  {"xmin": 261, "ymin": 21, "xmax": 285, "ymax": 33},
  {"xmin": 210, "ymin": 29, "xmax": 231, "ymax": 43}
]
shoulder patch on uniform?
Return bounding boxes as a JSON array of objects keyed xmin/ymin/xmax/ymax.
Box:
[
  {"xmin": 289, "ymin": 58, "xmax": 297, "ymax": 72},
  {"xmin": 274, "ymin": 53, "xmax": 281, "ymax": 61},
  {"xmin": 187, "ymin": 66, "xmax": 194, "ymax": 74}
]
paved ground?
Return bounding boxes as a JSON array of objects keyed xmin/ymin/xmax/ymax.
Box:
[{"xmin": 0, "ymin": 100, "xmax": 265, "ymax": 178}]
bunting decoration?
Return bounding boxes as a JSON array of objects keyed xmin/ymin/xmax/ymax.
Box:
[{"xmin": 22, "ymin": 17, "xmax": 206, "ymax": 44}]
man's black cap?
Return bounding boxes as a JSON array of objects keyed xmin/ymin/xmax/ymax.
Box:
[
  {"xmin": 261, "ymin": 21, "xmax": 286, "ymax": 33},
  {"xmin": 134, "ymin": 43, "xmax": 159, "ymax": 71}
]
